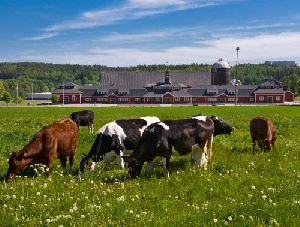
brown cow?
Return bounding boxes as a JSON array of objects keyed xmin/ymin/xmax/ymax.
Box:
[
  {"xmin": 6, "ymin": 117, "xmax": 78, "ymax": 180},
  {"xmin": 250, "ymin": 116, "xmax": 276, "ymax": 152}
]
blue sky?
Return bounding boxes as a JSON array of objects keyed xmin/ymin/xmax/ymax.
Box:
[{"xmin": 1, "ymin": 0, "xmax": 300, "ymax": 67}]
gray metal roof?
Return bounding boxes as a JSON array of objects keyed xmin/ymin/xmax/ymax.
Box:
[
  {"xmin": 144, "ymin": 92, "xmax": 164, "ymax": 97},
  {"xmin": 168, "ymin": 89, "xmax": 191, "ymax": 97},
  {"xmin": 101, "ymin": 71, "xmax": 211, "ymax": 86},
  {"xmin": 52, "ymin": 88, "xmax": 82, "ymax": 94},
  {"xmin": 254, "ymin": 88, "xmax": 284, "ymax": 94}
]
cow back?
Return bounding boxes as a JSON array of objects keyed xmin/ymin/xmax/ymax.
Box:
[
  {"xmin": 250, "ymin": 116, "xmax": 275, "ymax": 140},
  {"xmin": 45, "ymin": 117, "xmax": 78, "ymax": 155}
]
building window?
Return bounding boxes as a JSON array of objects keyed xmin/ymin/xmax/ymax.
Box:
[
  {"xmin": 175, "ymin": 97, "xmax": 180, "ymax": 102},
  {"xmin": 135, "ymin": 98, "xmax": 140, "ymax": 102},
  {"xmin": 207, "ymin": 98, "xmax": 217, "ymax": 102},
  {"xmin": 250, "ymin": 98, "xmax": 253, "ymax": 101},
  {"xmin": 118, "ymin": 98, "xmax": 129, "ymax": 102},
  {"xmin": 156, "ymin": 97, "xmax": 161, "ymax": 102},
  {"xmin": 97, "ymin": 98, "xmax": 107, "ymax": 101},
  {"xmin": 85, "ymin": 98, "xmax": 91, "ymax": 102},
  {"xmin": 227, "ymin": 98, "xmax": 235, "ymax": 102},
  {"xmin": 259, "ymin": 96, "xmax": 264, "ymax": 101},
  {"xmin": 72, "ymin": 95, "xmax": 76, "ymax": 101},
  {"xmin": 276, "ymin": 96, "xmax": 281, "ymax": 101},
  {"xmin": 184, "ymin": 97, "xmax": 189, "ymax": 102}
]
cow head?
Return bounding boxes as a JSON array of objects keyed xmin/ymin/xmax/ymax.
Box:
[
  {"xmin": 260, "ymin": 139, "xmax": 273, "ymax": 151},
  {"xmin": 122, "ymin": 156, "xmax": 143, "ymax": 179},
  {"xmin": 6, "ymin": 152, "xmax": 28, "ymax": 180},
  {"xmin": 78, "ymin": 153, "xmax": 89, "ymax": 175},
  {"xmin": 210, "ymin": 115, "xmax": 234, "ymax": 136},
  {"xmin": 264, "ymin": 140, "xmax": 272, "ymax": 150},
  {"xmin": 78, "ymin": 153, "xmax": 103, "ymax": 176}
]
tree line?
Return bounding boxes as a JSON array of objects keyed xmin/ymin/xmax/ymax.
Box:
[{"xmin": 0, "ymin": 62, "xmax": 299, "ymax": 103}]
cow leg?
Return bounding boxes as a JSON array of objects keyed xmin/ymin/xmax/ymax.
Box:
[
  {"xmin": 46, "ymin": 159, "xmax": 55, "ymax": 177},
  {"xmin": 258, "ymin": 140, "xmax": 263, "ymax": 152},
  {"xmin": 117, "ymin": 154, "xmax": 125, "ymax": 169},
  {"xmin": 200, "ymin": 141, "xmax": 208, "ymax": 169},
  {"xmin": 193, "ymin": 144, "xmax": 206, "ymax": 169},
  {"xmin": 89, "ymin": 124, "xmax": 94, "ymax": 133},
  {"xmin": 162, "ymin": 157, "xmax": 170, "ymax": 178},
  {"xmin": 146, "ymin": 163, "xmax": 154, "ymax": 176},
  {"xmin": 69, "ymin": 153, "xmax": 75, "ymax": 167},
  {"xmin": 117, "ymin": 150, "xmax": 125, "ymax": 169},
  {"xmin": 190, "ymin": 149, "xmax": 196, "ymax": 163},
  {"xmin": 60, "ymin": 156, "xmax": 67, "ymax": 168},
  {"xmin": 91, "ymin": 124, "xmax": 94, "ymax": 133},
  {"xmin": 207, "ymin": 135, "xmax": 214, "ymax": 162},
  {"xmin": 252, "ymin": 139, "xmax": 256, "ymax": 151},
  {"xmin": 147, "ymin": 157, "xmax": 162, "ymax": 176}
]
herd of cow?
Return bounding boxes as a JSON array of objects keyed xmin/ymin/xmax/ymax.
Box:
[{"xmin": 5, "ymin": 110, "xmax": 277, "ymax": 180}]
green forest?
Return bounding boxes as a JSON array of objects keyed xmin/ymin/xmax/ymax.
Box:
[{"xmin": 0, "ymin": 62, "xmax": 300, "ymax": 100}]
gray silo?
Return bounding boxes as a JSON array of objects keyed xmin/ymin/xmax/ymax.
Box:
[{"xmin": 211, "ymin": 59, "xmax": 230, "ymax": 85}]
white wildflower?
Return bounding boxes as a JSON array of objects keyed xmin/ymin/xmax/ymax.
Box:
[{"xmin": 117, "ymin": 195, "xmax": 125, "ymax": 202}]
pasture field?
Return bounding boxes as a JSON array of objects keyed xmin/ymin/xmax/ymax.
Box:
[{"xmin": 0, "ymin": 106, "xmax": 299, "ymax": 226}]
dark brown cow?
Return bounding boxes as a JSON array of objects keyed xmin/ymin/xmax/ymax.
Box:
[
  {"xmin": 6, "ymin": 117, "xmax": 78, "ymax": 180},
  {"xmin": 250, "ymin": 116, "xmax": 276, "ymax": 152}
]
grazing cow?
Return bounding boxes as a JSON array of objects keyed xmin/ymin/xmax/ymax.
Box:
[
  {"xmin": 191, "ymin": 114, "xmax": 234, "ymax": 161},
  {"xmin": 78, "ymin": 116, "xmax": 160, "ymax": 175},
  {"xmin": 70, "ymin": 110, "xmax": 94, "ymax": 133},
  {"xmin": 123, "ymin": 117, "xmax": 214, "ymax": 178},
  {"xmin": 250, "ymin": 116, "xmax": 276, "ymax": 151},
  {"xmin": 6, "ymin": 117, "xmax": 78, "ymax": 180}
]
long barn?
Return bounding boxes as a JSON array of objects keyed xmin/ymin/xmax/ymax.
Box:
[{"xmin": 52, "ymin": 72, "xmax": 294, "ymax": 105}]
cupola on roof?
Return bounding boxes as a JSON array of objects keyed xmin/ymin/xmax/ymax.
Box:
[{"xmin": 212, "ymin": 58, "xmax": 230, "ymax": 69}]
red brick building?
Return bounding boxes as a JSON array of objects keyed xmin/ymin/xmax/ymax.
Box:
[{"xmin": 52, "ymin": 73, "xmax": 294, "ymax": 105}]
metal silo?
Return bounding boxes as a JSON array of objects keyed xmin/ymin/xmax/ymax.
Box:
[{"xmin": 211, "ymin": 59, "xmax": 230, "ymax": 85}]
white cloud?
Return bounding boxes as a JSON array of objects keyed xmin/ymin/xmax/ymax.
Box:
[
  {"xmin": 22, "ymin": 32, "xmax": 59, "ymax": 41},
  {"xmin": 19, "ymin": 31, "xmax": 300, "ymax": 66},
  {"xmin": 45, "ymin": 0, "xmax": 239, "ymax": 32}
]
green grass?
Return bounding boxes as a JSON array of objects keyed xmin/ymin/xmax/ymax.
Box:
[{"xmin": 0, "ymin": 106, "xmax": 299, "ymax": 226}]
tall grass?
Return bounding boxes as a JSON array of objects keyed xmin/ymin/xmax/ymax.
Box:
[{"xmin": 0, "ymin": 106, "xmax": 299, "ymax": 226}]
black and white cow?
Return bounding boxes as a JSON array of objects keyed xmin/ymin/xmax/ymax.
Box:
[
  {"xmin": 70, "ymin": 110, "xmax": 94, "ymax": 133},
  {"xmin": 78, "ymin": 116, "xmax": 160, "ymax": 175},
  {"xmin": 191, "ymin": 114, "xmax": 234, "ymax": 161},
  {"xmin": 123, "ymin": 117, "xmax": 215, "ymax": 178}
]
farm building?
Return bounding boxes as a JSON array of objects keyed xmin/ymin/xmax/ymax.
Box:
[
  {"xmin": 51, "ymin": 60, "xmax": 294, "ymax": 105},
  {"xmin": 52, "ymin": 76, "xmax": 294, "ymax": 105},
  {"xmin": 26, "ymin": 92, "xmax": 52, "ymax": 100}
]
